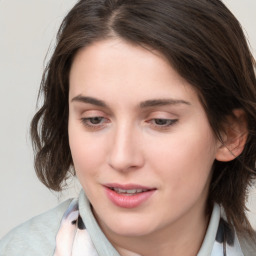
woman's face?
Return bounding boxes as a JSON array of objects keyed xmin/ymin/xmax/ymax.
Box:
[{"xmin": 68, "ymin": 39, "xmax": 220, "ymax": 238}]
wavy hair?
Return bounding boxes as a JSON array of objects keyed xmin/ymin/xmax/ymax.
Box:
[{"xmin": 31, "ymin": 0, "xmax": 256, "ymax": 234}]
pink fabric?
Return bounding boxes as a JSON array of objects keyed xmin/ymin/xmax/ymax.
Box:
[{"xmin": 54, "ymin": 199, "xmax": 244, "ymax": 256}]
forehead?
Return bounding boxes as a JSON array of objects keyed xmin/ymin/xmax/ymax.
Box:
[
  {"xmin": 69, "ymin": 39, "xmax": 199, "ymax": 106},
  {"xmin": 70, "ymin": 39, "xmax": 170, "ymax": 81}
]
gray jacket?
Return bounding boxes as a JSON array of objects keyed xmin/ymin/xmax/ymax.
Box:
[{"xmin": 1, "ymin": 192, "xmax": 256, "ymax": 256}]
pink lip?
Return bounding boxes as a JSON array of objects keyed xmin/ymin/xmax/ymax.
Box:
[{"xmin": 104, "ymin": 183, "xmax": 156, "ymax": 209}]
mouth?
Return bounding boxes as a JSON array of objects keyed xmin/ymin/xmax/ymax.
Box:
[
  {"xmin": 108, "ymin": 187, "xmax": 153, "ymax": 195},
  {"xmin": 103, "ymin": 183, "xmax": 156, "ymax": 208}
]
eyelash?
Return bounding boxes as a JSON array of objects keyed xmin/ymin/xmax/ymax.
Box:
[
  {"xmin": 80, "ymin": 117, "xmax": 108, "ymax": 130},
  {"xmin": 80, "ymin": 117, "xmax": 178, "ymax": 131},
  {"xmin": 148, "ymin": 118, "xmax": 178, "ymax": 129}
]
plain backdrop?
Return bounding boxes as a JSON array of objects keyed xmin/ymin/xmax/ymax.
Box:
[{"xmin": 0, "ymin": 0, "xmax": 256, "ymax": 238}]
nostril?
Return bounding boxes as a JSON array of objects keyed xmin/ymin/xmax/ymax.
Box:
[{"xmin": 108, "ymin": 130, "xmax": 144, "ymax": 171}]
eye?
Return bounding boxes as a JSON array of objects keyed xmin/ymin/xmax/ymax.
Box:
[
  {"xmin": 85, "ymin": 117, "xmax": 104, "ymax": 124},
  {"xmin": 153, "ymin": 119, "xmax": 175, "ymax": 126},
  {"xmin": 80, "ymin": 116, "xmax": 109, "ymax": 130},
  {"xmin": 148, "ymin": 118, "xmax": 178, "ymax": 129}
]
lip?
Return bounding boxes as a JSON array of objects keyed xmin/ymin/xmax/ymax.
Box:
[{"xmin": 104, "ymin": 183, "xmax": 156, "ymax": 209}]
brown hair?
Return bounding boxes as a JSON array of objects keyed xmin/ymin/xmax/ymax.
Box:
[{"xmin": 31, "ymin": 0, "xmax": 256, "ymax": 234}]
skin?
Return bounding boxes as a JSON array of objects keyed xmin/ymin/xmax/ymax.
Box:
[{"xmin": 68, "ymin": 38, "xmax": 227, "ymax": 256}]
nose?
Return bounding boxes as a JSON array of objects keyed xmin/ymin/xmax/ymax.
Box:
[{"xmin": 108, "ymin": 123, "xmax": 144, "ymax": 172}]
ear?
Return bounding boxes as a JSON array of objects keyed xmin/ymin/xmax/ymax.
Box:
[{"xmin": 215, "ymin": 109, "xmax": 248, "ymax": 162}]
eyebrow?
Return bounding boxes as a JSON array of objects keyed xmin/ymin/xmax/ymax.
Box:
[
  {"xmin": 71, "ymin": 95, "xmax": 107, "ymax": 107},
  {"xmin": 139, "ymin": 99, "xmax": 191, "ymax": 108},
  {"xmin": 71, "ymin": 95, "xmax": 191, "ymax": 108}
]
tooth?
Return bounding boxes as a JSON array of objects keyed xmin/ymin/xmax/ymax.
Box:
[
  {"xmin": 112, "ymin": 188, "xmax": 148, "ymax": 194},
  {"xmin": 114, "ymin": 188, "xmax": 126, "ymax": 193},
  {"xmin": 126, "ymin": 189, "xmax": 137, "ymax": 194}
]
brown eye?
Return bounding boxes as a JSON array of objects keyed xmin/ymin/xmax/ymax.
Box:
[
  {"xmin": 152, "ymin": 119, "xmax": 177, "ymax": 126},
  {"xmin": 81, "ymin": 116, "xmax": 108, "ymax": 129},
  {"xmin": 88, "ymin": 117, "xmax": 104, "ymax": 124}
]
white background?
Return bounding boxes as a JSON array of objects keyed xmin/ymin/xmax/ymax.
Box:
[{"xmin": 0, "ymin": 0, "xmax": 256, "ymax": 238}]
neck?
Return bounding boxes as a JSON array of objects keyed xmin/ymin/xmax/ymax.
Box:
[{"xmin": 97, "ymin": 201, "xmax": 211, "ymax": 256}]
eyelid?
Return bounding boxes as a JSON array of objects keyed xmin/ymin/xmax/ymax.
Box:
[
  {"xmin": 79, "ymin": 109, "xmax": 111, "ymax": 119},
  {"xmin": 145, "ymin": 118, "xmax": 178, "ymax": 132},
  {"xmin": 145, "ymin": 110, "xmax": 178, "ymax": 119},
  {"xmin": 147, "ymin": 118, "xmax": 178, "ymax": 125},
  {"xmin": 79, "ymin": 110, "xmax": 111, "ymax": 130},
  {"xmin": 144, "ymin": 111, "xmax": 179, "ymax": 130},
  {"xmin": 80, "ymin": 116, "xmax": 110, "ymax": 131}
]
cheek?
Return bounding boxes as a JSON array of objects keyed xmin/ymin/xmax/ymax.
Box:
[
  {"xmin": 146, "ymin": 126, "xmax": 217, "ymax": 191},
  {"xmin": 68, "ymin": 123, "xmax": 103, "ymax": 179}
]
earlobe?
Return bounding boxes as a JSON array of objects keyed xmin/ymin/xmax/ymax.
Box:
[{"xmin": 215, "ymin": 109, "xmax": 248, "ymax": 162}]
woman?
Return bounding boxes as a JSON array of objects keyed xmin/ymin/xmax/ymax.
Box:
[{"xmin": 1, "ymin": 0, "xmax": 256, "ymax": 255}]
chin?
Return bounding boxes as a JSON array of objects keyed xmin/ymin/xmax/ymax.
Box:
[{"xmin": 100, "ymin": 212, "xmax": 160, "ymax": 237}]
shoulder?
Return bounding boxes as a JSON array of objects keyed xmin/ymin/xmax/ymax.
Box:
[
  {"xmin": 0, "ymin": 199, "xmax": 72, "ymax": 256},
  {"xmin": 238, "ymin": 230, "xmax": 256, "ymax": 256}
]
